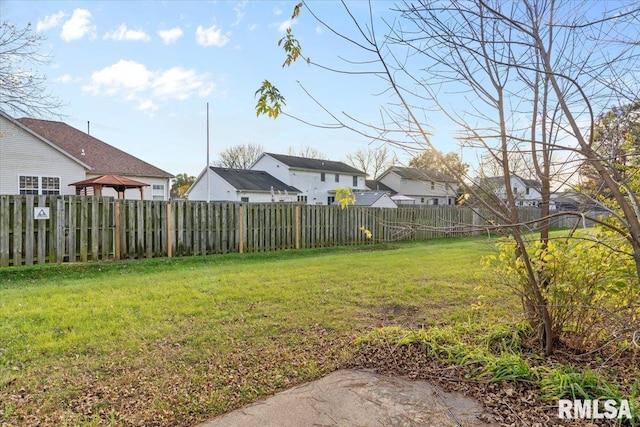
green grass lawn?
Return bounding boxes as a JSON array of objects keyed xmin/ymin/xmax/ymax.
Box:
[{"xmin": 0, "ymin": 237, "xmax": 519, "ymax": 426}]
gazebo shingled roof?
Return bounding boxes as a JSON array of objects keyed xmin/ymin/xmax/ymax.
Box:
[{"xmin": 70, "ymin": 175, "xmax": 149, "ymax": 199}]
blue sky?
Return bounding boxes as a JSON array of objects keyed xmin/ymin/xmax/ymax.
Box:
[{"xmin": 2, "ymin": 0, "xmax": 439, "ymax": 178}]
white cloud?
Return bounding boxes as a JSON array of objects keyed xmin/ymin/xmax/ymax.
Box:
[
  {"xmin": 55, "ymin": 74, "xmax": 80, "ymax": 84},
  {"xmin": 157, "ymin": 27, "xmax": 183, "ymax": 45},
  {"xmin": 277, "ymin": 19, "xmax": 293, "ymax": 33},
  {"xmin": 83, "ymin": 60, "xmax": 153, "ymax": 95},
  {"xmin": 273, "ymin": 8, "xmax": 283, "ymax": 16},
  {"xmin": 83, "ymin": 60, "xmax": 215, "ymax": 111},
  {"xmin": 195, "ymin": 24, "xmax": 230, "ymax": 47},
  {"xmin": 37, "ymin": 11, "xmax": 65, "ymax": 32},
  {"xmin": 103, "ymin": 23, "xmax": 151, "ymax": 42},
  {"xmin": 60, "ymin": 9, "xmax": 95, "ymax": 41},
  {"xmin": 232, "ymin": 1, "xmax": 248, "ymax": 27},
  {"xmin": 136, "ymin": 99, "xmax": 159, "ymax": 115}
]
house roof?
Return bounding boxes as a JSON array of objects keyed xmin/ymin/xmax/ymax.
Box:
[
  {"xmin": 70, "ymin": 174, "xmax": 150, "ymax": 188},
  {"xmin": 365, "ymin": 180, "xmax": 395, "ymax": 194},
  {"xmin": 352, "ymin": 191, "xmax": 395, "ymax": 207},
  {"xmin": 18, "ymin": 118, "xmax": 173, "ymax": 178},
  {"xmin": 480, "ymin": 176, "xmax": 542, "ymax": 190},
  {"xmin": 0, "ymin": 111, "xmax": 92, "ymax": 170},
  {"xmin": 210, "ymin": 167, "xmax": 301, "ymax": 193},
  {"xmin": 261, "ymin": 152, "xmax": 365, "ymax": 175},
  {"xmin": 381, "ymin": 166, "xmax": 457, "ymax": 183}
]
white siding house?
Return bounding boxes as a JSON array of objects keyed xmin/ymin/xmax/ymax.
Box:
[
  {"xmin": 478, "ymin": 175, "xmax": 542, "ymax": 207},
  {"xmin": 0, "ymin": 113, "xmax": 88, "ymax": 196},
  {"xmin": 353, "ymin": 191, "xmax": 397, "ymax": 208},
  {"xmin": 0, "ymin": 112, "xmax": 174, "ymax": 200},
  {"xmin": 186, "ymin": 167, "xmax": 301, "ymax": 202},
  {"xmin": 378, "ymin": 166, "xmax": 459, "ymax": 206},
  {"xmin": 251, "ymin": 153, "xmax": 366, "ymax": 205}
]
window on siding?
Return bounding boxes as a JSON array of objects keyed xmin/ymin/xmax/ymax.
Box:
[
  {"xmin": 430, "ymin": 181, "xmax": 435, "ymax": 190},
  {"xmin": 320, "ymin": 172, "xmax": 325, "ymax": 182},
  {"xmin": 240, "ymin": 197, "xmax": 249, "ymax": 203},
  {"xmin": 41, "ymin": 177, "xmax": 60, "ymax": 195},
  {"xmin": 19, "ymin": 175, "xmax": 60, "ymax": 195},
  {"xmin": 352, "ymin": 175, "xmax": 358, "ymax": 186},
  {"xmin": 432, "ymin": 198, "xmax": 439, "ymax": 205},
  {"xmin": 335, "ymin": 174, "xmax": 339, "ymax": 183},
  {"xmin": 19, "ymin": 175, "xmax": 39, "ymax": 195},
  {"xmin": 525, "ymin": 187, "xmax": 530, "ymax": 195},
  {"xmin": 297, "ymin": 195, "xmax": 307, "ymax": 203},
  {"xmin": 420, "ymin": 197, "xmax": 425, "ymax": 203},
  {"xmin": 327, "ymin": 196, "xmax": 335, "ymax": 205},
  {"xmin": 152, "ymin": 184, "xmax": 164, "ymax": 200}
]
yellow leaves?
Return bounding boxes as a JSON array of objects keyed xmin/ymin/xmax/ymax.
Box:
[
  {"xmin": 254, "ymin": 80, "xmax": 285, "ymax": 118},
  {"xmin": 335, "ymin": 187, "xmax": 355, "ymax": 210},
  {"xmin": 278, "ymin": 28, "xmax": 303, "ymax": 67},
  {"xmin": 456, "ymin": 193, "xmax": 470, "ymax": 205},
  {"xmin": 291, "ymin": 2, "xmax": 303, "ymax": 19},
  {"xmin": 359, "ymin": 226, "xmax": 373, "ymax": 239}
]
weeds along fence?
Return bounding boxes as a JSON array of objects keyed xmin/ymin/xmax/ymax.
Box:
[{"xmin": 0, "ymin": 195, "xmax": 588, "ymax": 267}]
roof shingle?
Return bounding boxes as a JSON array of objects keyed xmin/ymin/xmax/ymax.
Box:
[
  {"xmin": 263, "ymin": 152, "xmax": 365, "ymax": 175},
  {"xmin": 18, "ymin": 118, "xmax": 173, "ymax": 178},
  {"xmin": 210, "ymin": 167, "xmax": 301, "ymax": 193}
]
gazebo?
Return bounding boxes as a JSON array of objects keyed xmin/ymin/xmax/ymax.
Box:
[{"xmin": 70, "ymin": 175, "xmax": 149, "ymax": 199}]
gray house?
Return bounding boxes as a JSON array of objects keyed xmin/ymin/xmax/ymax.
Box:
[{"xmin": 186, "ymin": 166, "xmax": 301, "ymax": 202}]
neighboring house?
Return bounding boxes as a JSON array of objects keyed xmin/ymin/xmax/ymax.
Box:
[
  {"xmin": 365, "ymin": 179, "xmax": 396, "ymax": 194},
  {"xmin": 377, "ymin": 166, "xmax": 459, "ymax": 206},
  {"xmin": 0, "ymin": 112, "xmax": 173, "ymax": 200},
  {"xmin": 186, "ymin": 166, "xmax": 301, "ymax": 203},
  {"xmin": 478, "ymin": 175, "xmax": 542, "ymax": 207},
  {"xmin": 551, "ymin": 191, "xmax": 607, "ymax": 213},
  {"xmin": 352, "ymin": 191, "xmax": 397, "ymax": 208},
  {"xmin": 251, "ymin": 152, "xmax": 366, "ymax": 205}
]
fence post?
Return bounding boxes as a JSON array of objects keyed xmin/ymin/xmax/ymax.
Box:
[
  {"xmin": 295, "ymin": 205, "xmax": 300, "ymax": 250},
  {"xmin": 114, "ymin": 200, "xmax": 121, "ymax": 259},
  {"xmin": 166, "ymin": 202, "xmax": 173, "ymax": 258},
  {"xmin": 239, "ymin": 204, "xmax": 245, "ymax": 253}
]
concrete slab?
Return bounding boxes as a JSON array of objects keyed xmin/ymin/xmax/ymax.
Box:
[{"xmin": 197, "ymin": 369, "xmax": 493, "ymax": 427}]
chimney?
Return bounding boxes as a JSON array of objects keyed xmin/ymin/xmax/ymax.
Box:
[{"xmin": 87, "ymin": 121, "xmax": 90, "ymax": 135}]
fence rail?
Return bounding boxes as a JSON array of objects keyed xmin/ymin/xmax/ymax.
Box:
[{"xmin": 0, "ymin": 195, "xmax": 592, "ymax": 267}]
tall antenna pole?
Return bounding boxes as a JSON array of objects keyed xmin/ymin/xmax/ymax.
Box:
[{"xmin": 206, "ymin": 102, "xmax": 210, "ymax": 202}]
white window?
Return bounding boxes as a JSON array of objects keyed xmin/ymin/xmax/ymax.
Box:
[
  {"xmin": 335, "ymin": 174, "xmax": 340, "ymax": 183},
  {"xmin": 152, "ymin": 184, "xmax": 165, "ymax": 200},
  {"xmin": 430, "ymin": 181, "xmax": 435, "ymax": 190},
  {"xmin": 352, "ymin": 176, "xmax": 358, "ymax": 186},
  {"xmin": 241, "ymin": 197, "xmax": 249, "ymax": 203},
  {"xmin": 19, "ymin": 175, "xmax": 39, "ymax": 195},
  {"xmin": 320, "ymin": 172, "xmax": 326, "ymax": 182},
  {"xmin": 297, "ymin": 195, "xmax": 307, "ymax": 203},
  {"xmin": 19, "ymin": 175, "xmax": 60, "ymax": 195}
]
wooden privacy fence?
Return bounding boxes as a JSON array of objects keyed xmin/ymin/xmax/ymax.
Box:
[{"xmin": 0, "ymin": 195, "xmax": 589, "ymax": 267}]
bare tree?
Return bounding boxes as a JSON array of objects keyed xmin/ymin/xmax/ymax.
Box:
[
  {"xmin": 256, "ymin": 1, "xmax": 640, "ymax": 355},
  {"xmin": 287, "ymin": 145, "xmax": 326, "ymax": 159},
  {"xmin": 0, "ymin": 22, "xmax": 63, "ymax": 118},
  {"xmin": 345, "ymin": 145, "xmax": 396, "ymax": 179},
  {"xmin": 216, "ymin": 143, "xmax": 263, "ymax": 169}
]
